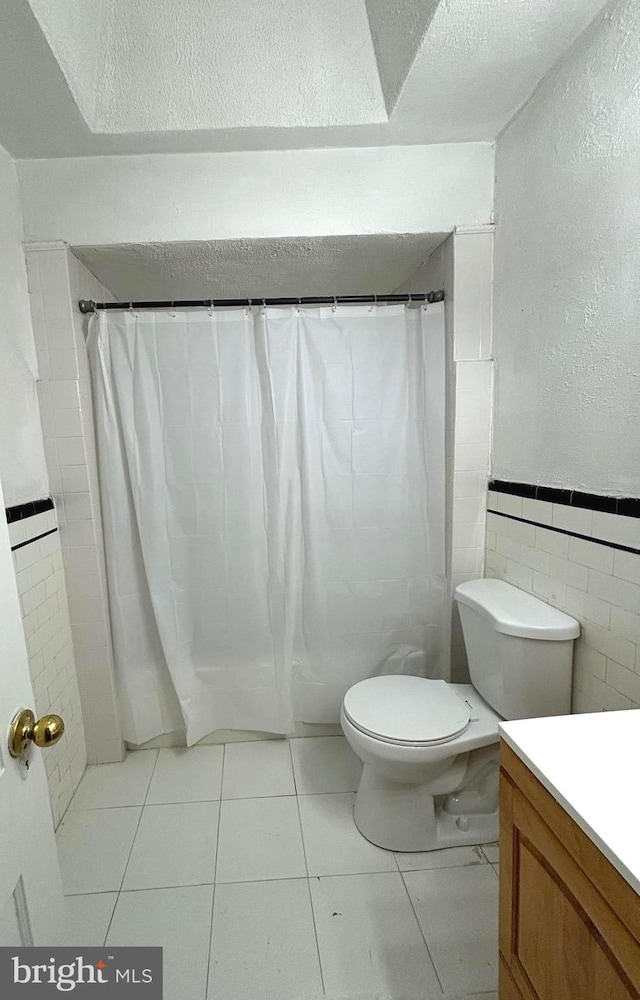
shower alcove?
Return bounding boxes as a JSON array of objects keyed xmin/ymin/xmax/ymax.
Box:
[{"xmin": 26, "ymin": 229, "xmax": 493, "ymax": 769}]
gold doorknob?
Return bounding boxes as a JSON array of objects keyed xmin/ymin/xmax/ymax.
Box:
[{"xmin": 8, "ymin": 708, "xmax": 65, "ymax": 758}]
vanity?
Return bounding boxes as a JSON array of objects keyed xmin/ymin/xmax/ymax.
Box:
[{"xmin": 499, "ymin": 711, "xmax": 640, "ymax": 999}]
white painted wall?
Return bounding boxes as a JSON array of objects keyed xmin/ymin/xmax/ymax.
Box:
[
  {"xmin": 0, "ymin": 143, "xmax": 48, "ymax": 506},
  {"xmin": 18, "ymin": 144, "xmax": 494, "ymax": 246},
  {"xmin": 493, "ymin": 0, "xmax": 640, "ymax": 497}
]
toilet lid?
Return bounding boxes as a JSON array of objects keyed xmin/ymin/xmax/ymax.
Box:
[{"xmin": 343, "ymin": 676, "xmax": 472, "ymax": 746}]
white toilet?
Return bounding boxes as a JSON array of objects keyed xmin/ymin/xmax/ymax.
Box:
[{"xmin": 340, "ymin": 578, "xmax": 580, "ymax": 852}]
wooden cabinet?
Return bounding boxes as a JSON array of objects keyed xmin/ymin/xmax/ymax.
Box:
[{"xmin": 499, "ymin": 742, "xmax": 640, "ymax": 999}]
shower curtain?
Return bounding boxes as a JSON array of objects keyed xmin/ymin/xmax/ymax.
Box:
[{"xmin": 88, "ymin": 303, "xmax": 446, "ymax": 746}]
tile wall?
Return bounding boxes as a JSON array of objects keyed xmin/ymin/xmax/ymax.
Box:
[
  {"xmin": 399, "ymin": 226, "xmax": 495, "ymax": 682},
  {"xmin": 8, "ymin": 501, "xmax": 86, "ymax": 825},
  {"xmin": 486, "ymin": 485, "xmax": 640, "ymax": 712},
  {"xmin": 449, "ymin": 227, "xmax": 494, "ymax": 681},
  {"xmin": 25, "ymin": 242, "xmax": 124, "ymax": 764}
]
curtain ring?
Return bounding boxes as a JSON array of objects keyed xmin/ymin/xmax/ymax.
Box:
[
  {"xmin": 332, "ymin": 295, "xmax": 337, "ymax": 313},
  {"xmin": 129, "ymin": 301, "xmax": 135, "ymax": 317},
  {"xmin": 297, "ymin": 296, "xmax": 302, "ymax": 315},
  {"xmin": 169, "ymin": 300, "xmax": 176, "ymax": 317},
  {"xmin": 208, "ymin": 298, "xmax": 214, "ymax": 316},
  {"xmin": 262, "ymin": 298, "xmax": 266, "ymax": 314}
]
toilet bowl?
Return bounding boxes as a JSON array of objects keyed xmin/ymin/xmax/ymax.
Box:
[{"xmin": 341, "ymin": 579, "xmax": 580, "ymax": 852}]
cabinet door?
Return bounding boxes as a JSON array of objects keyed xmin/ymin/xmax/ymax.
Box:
[{"xmin": 500, "ymin": 768, "xmax": 640, "ymax": 1000}]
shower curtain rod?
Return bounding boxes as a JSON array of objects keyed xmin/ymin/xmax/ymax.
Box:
[{"xmin": 78, "ymin": 290, "xmax": 445, "ymax": 314}]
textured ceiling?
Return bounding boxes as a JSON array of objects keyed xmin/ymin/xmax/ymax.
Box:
[
  {"xmin": 0, "ymin": 0, "xmax": 610, "ymax": 156},
  {"xmin": 73, "ymin": 234, "xmax": 448, "ymax": 300}
]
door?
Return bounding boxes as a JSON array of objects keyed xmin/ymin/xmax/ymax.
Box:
[{"xmin": 0, "ymin": 473, "xmax": 66, "ymax": 946}]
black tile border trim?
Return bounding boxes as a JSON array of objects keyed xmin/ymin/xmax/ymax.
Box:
[
  {"xmin": 11, "ymin": 528, "xmax": 58, "ymax": 553},
  {"xmin": 488, "ymin": 510, "xmax": 640, "ymax": 557},
  {"xmin": 489, "ymin": 480, "xmax": 640, "ymax": 518},
  {"xmin": 6, "ymin": 497, "xmax": 54, "ymax": 524}
]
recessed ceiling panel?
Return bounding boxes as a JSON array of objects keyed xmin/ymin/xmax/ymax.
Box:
[{"xmin": 73, "ymin": 234, "xmax": 448, "ymax": 300}]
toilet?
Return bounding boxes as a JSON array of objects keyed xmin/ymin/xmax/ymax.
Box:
[{"xmin": 340, "ymin": 579, "xmax": 580, "ymax": 852}]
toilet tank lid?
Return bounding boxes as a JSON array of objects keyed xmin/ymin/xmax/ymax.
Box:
[{"xmin": 454, "ymin": 579, "xmax": 580, "ymax": 640}]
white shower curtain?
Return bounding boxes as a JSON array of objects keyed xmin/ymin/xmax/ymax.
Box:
[{"xmin": 88, "ymin": 303, "xmax": 446, "ymax": 746}]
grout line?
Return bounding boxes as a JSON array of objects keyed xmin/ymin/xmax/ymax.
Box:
[
  {"xmin": 205, "ymin": 743, "xmax": 226, "ymax": 1000},
  {"xmin": 291, "ymin": 742, "xmax": 326, "ymax": 996},
  {"xmin": 103, "ymin": 751, "xmax": 160, "ymax": 942},
  {"xmin": 398, "ymin": 868, "xmax": 445, "ymax": 995}
]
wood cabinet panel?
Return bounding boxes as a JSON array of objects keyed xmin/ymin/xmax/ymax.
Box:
[{"xmin": 500, "ymin": 742, "xmax": 640, "ymax": 1000}]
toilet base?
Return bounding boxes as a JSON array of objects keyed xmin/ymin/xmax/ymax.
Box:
[{"xmin": 352, "ymin": 754, "xmax": 499, "ymax": 852}]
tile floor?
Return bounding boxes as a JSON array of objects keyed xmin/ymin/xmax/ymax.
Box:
[{"xmin": 57, "ymin": 736, "xmax": 499, "ymax": 1000}]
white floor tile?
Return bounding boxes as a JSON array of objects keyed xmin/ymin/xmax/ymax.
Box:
[
  {"xmin": 395, "ymin": 844, "xmax": 486, "ymax": 872},
  {"xmin": 216, "ymin": 796, "xmax": 306, "ymax": 883},
  {"xmin": 146, "ymin": 746, "xmax": 224, "ymax": 804},
  {"xmin": 403, "ymin": 864, "xmax": 499, "ymax": 995},
  {"xmin": 298, "ymin": 793, "xmax": 396, "ymax": 877},
  {"xmin": 222, "ymin": 740, "xmax": 295, "ymax": 799},
  {"xmin": 107, "ymin": 885, "xmax": 213, "ymax": 1000},
  {"xmin": 57, "ymin": 807, "xmax": 141, "ymax": 894},
  {"xmin": 122, "ymin": 801, "xmax": 219, "ymax": 889},
  {"xmin": 69, "ymin": 751, "xmax": 157, "ymax": 810},
  {"xmin": 63, "ymin": 893, "xmax": 118, "ymax": 946},
  {"xmin": 208, "ymin": 879, "xmax": 323, "ymax": 1000},
  {"xmin": 482, "ymin": 841, "xmax": 499, "ymax": 865},
  {"xmin": 311, "ymin": 872, "xmax": 441, "ymax": 1000},
  {"xmin": 290, "ymin": 736, "xmax": 362, "ymax": 795}
]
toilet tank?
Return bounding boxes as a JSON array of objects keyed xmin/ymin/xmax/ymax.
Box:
[{"xmin": 454, "ymin": 579, "xmax": 580, "ymax": 720}]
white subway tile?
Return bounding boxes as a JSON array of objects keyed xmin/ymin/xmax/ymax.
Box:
[
  {"xmin": 605, "ymin": 660, "xmax": 640, "ymax": 706},
  {"xmin": 613, "ymin": 550, "xmax": 640, "ymax": 586},
  {"xmin": 9, "ymin": 521, "xmax": 26, "ymax": 547},
  {"xmin": 485, "ymin": 530, "xmax": 496, "ymax": 551},
  {"xmin": 50, "ymin": 380, "xmax": 80, "ymax": 410},
  {"xmin": 496, "ymin": 493, "xmax": 522, "ymax": 518},
  {"xmin": 610, "ymin": 607, "xmax": 640, "ymax": 645},
  {"xmin": 535, "ymin": 526, "xmax": 569, "ymax": 558},
  {"xmin": 568, "ymin": 536, "xmax": 614, "ymax": 573},
  {"xmin": 580, "ymin": 621, "xmax": 636, "ymax": 669},
  {"xmin": 592, "ymin": 512, "xmax": 640, "ymax": 549},
  {"xmin": 486, "ymin": 512, "xmax": 504, "ymax": 534},
  {"xmin": 56, "ymin": 436, "xmax": 86, "ymax": 466},
  {"xmin": 519, "ymin": 545, "xmax": 550, "ymax": 575},
  {"xmin": 454, "ymin": 497, "xmax": 485, "ymax": 524},
  {"xmin": 521, "ymin": 497, "xmax": 553, "ymax": 526},
  {"xmin": 61, "ymin": 466, "xmax": 90, "ymax": 492},
  {"xmin": 53, "ymin": 407, "xmax": 83, "ymax": 438},
  {"xmin": 486, "ymin": 491, "xmax": 500, "ymax": 512},
  {"xmin": 547, "ymin": 555, "xmax": 588, "ymax": 591},
  {"xmin": 485, "ymin": 549, "xmax": 507, "ymax": 576},
  {"xmin": 573, "ymin": 642, "xmax": 606, "ymax": 681},
  {"xmin": 454, "ymin": 471, "xmax": 487, "ymax": 498},
  {"xmin": 453, "ymin": 442, "xmax": 490, "ymax": 473},
  {"xmin": 564, "ymin": 587, "xmax": 610, "ymax": 628},
  {"xmin": 505, "ymin": 518, "xmax": 536, "ymax": 546},
  {"xmin": 532, "ymin": 572, "xmax": 566, "ymax": 607},
  {"xmin": 505, "ymin": 559, "xmax": 533, "ymax": 592},
  {"xmin": 588, "ymin": 570, "xmax": 640, "ymax": 614},
  {"xmin": 63, "ymin": 492, "xmax": 92, "ymax": 521},
  {"xmin": 581, "ymin": 673, "xmax": 633, "ymax": 712},
  {"xmin": 49, "ymin": 349, "xmax": 78, "ymax": 380},
  {"xmin": 552, "ymin": 504, "xmax": 593, "ymax": 537},
  {"xmin": 496, "ymin": 535, "xmax": 521, "ymax": 562}
]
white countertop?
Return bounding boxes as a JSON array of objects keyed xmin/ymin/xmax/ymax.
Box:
[{"xmin": 500, "ymin": 710, "xmax": 640, "ymax": 896}]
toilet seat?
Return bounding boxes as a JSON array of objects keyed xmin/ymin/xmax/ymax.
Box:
[{"xmin": 342, "ymin": 676, "xmax": 472, "ymax": 747}]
